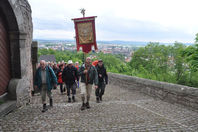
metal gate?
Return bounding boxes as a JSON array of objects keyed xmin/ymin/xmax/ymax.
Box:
[{"xmin": 0, "ymin": 14, "xmax": 11, "ymax": 96}]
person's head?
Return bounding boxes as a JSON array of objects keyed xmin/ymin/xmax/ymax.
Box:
[
  {"xmin": 75, "ymin": 61, "xmax": 79, "ymax": 66},
  {"xmin": 53, "ymin": 63, "xmax": 57, "ymax": 68},
  {"xmin": 98, "ymin": 59, "xmax": 103, "ymax": 67},
  {"xmin": 40, "ymin": 60, "xmax": 46, "ymax": 70},
  {"xmin": 68, "ymin": 60, "xmax": 73, "ymax": 68},
  {"xmin": 59, "ymin": 64, "xmax": 64, "ymax": 69},
  {"xmin": 86, "ymin": 57, "xmax": 92, "ymax": 65}
]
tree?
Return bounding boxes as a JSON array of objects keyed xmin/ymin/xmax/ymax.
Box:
[
  {"xmin": 183, "ymin": 44, "xmax": 198, "ymax": 72},
  {"xmin": 171, "ymin": 42, "xmax": 186, "ymax": 83},
  {"xmin": 129, "ymin": 42, "xmax": 171, "ymax": 81}
]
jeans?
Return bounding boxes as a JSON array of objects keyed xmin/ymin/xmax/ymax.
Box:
[{"xmin": 66, "ymin": 83, "xmax": 77, "ymax": 96}]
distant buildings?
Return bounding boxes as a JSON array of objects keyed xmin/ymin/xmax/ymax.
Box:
[{"xmin": 38, "ymin": 41, "xmax": 136, "ymax": 62}]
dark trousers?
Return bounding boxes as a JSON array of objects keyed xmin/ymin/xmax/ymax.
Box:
[
  {"xmin": 66, "ymin": 83, "xmax": 77, "ymax": 96},
  {"xmin": 95, "ymin": 82, "xmax": 106, "ymax": 97},
  {"xmin": 60, "ymin": 83, "xmax": 63, "ymax": 93}
]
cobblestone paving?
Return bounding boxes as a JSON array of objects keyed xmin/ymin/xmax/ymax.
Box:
[{"xmin": 0, "ymin": 84, "xmax": 198, "ymax": 131}]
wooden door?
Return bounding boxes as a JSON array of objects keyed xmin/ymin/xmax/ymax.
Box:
[{"xmin": 0, "ymin": 14, "xmax": 11, "ymax": 96}]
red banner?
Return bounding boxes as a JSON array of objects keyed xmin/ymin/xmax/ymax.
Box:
[{"xmin": 72, "ymin": 16, "xmax": 97, "ymax": 53}]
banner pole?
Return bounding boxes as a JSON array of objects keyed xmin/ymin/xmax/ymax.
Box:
[{"xmin": 84, "ymin": 52, "xmax": 88, "ymax": 85}]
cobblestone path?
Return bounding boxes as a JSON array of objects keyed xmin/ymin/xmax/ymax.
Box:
[{"xmin": 1, "ymin": 84, "xmax": 198, "ymax": 131}]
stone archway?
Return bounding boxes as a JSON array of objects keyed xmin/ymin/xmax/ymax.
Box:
[{"xmin": 0, "ymin": 0, "xmax": 33, "ymax": 106}]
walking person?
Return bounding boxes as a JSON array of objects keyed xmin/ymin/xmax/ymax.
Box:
[
  {"xmin": 79, "ymin": 57, "xmax": 98, "ymax": 110},
  {"xmin": 75, "ymin": 61, "xmax": 80, "ymax": 88},
  {"xmin": 52, "ymin": 63, "xmax": 59, "ymax": 89},
  {"xmin": 62, "ymin": 60, "xmax": 79, "ymax": 103},
  {"xmin": 34, "ymin": 60, "xmax": 57, "ymax": 112},
  {"xmin": 75, "ymin": 61, "xmax": 80, "ymax": 70},
  {"xmin": 95, "ymin": 59, "xmax": 108, "ymax": 103},
  {"xmin": 57, "ymin": 64, "xmax": 64, "ymax": 94},
  {"xmin": 53, "ymin": 63, "xmax": 59, "ymax": 77}
]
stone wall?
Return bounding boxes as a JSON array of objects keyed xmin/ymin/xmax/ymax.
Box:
[
  {"xmin": 6, "ymin": 0, "xmax": 33, "ymax": 106},
  {"xmin": 109, "ymin": 73, "xmax": 198, "ymax": 110}
]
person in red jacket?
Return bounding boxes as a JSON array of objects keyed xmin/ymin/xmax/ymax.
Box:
[
  {"xmin": 75, "ymin": 61, "xmax": 79, "ymax": 70},
  {"xmin": 57, "ymin": 64, "xmax": 64, "ymax": 94},
  {"xmin": 92, "ymin": 60, "xmax": 98, "ymax": 66}
]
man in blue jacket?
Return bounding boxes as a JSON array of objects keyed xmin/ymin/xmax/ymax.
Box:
[{"xmin": 34, "ymin": 60, "xmax": 57, "ymax": 112}]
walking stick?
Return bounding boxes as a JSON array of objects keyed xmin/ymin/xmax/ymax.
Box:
[{"xmin": 84, "ymin": 53, "xmax": 88, "ymax": 85}]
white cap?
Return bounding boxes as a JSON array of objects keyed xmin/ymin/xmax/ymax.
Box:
[{"xmin": 68, "ymin": 60, "xmax": 73, "ymax": 64}]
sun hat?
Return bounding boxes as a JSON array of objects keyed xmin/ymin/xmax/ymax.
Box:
[{"xmin": 68, "ymin": 60, "xmax": 73, "ymax": 64}]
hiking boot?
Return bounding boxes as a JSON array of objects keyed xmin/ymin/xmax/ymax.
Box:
[
  {"xmin": 50, "ymin": 99, "xmax": 53, "ymax": 107},
  {"xmin": 81, "ymin": 103, "xmax": 86, "ymax": 111},
  {"xmin": 68, "ymin": 97, "xmax": 71, "ymax": 103},
  {"xmin": 96, "ymin": 97, "xmax": 100, "ymax": 103},
  {"xmin": 72, "ymin": 96, "xmax": 76, "ymax": 102},
  {"xmin": 86, "ymin": 102, "xmax": 90, "ymax": 109},
  {"xmin": 99, "ymin": 96, "xmax": 102, "ymax": 101},
  {"xmin": 31, "ymin": 91, "xmax": 34, "ymax": 96},
  {"xmin": 42, "ymin": 104, "xmax": 47, "ymax": 112}
]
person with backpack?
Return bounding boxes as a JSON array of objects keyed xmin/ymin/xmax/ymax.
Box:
[
  {"xmin": 95, "ymin": 59, "xmax": 108, "ymax": 103},
  {"xmin": 62, "ymin": 60, "xmax": 79, "ymax": 102},
  {"xmin": 34, "ymin": 60, "xmax": 57, "ymax": 112}
]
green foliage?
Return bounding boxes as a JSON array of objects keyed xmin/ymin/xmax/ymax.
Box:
[
  {"xmin": 129, "ymin": 42, "xmax": 172, "ymax": 81},
  {"xmin": 129, "ymin": 41, "xmax": 198, "ymax": 87},
  {"xmin": 38, "ymin": 49, "xmax": 84, "ymax": 64},
  {"xmin": 96, "ymin": 52, "xmax": 127, "ymax": 73},
  {"xmin": 182, "ymin": 44, "xmax": 198, "ymax": 71},
  {"xmin": 171, "ymin": 42, "xmax": 186, "ymax": 83}
]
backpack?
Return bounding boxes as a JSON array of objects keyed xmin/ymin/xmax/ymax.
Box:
[{"xmin": 47, "ymin": 66, "xmax": 55, "ymax": 85}]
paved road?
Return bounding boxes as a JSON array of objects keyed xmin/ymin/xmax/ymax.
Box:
[{"xmin": 0, "ymin": 83, "xmax": 198, "ymax": 131}]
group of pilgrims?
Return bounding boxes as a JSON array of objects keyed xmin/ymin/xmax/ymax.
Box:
[{"xmin": 34, "ymin": 57, "xmax": 108, "ymax": 112}]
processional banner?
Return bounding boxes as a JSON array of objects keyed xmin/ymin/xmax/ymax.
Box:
[{"xmin": 72, "ymin": 16, "xmax": 97, "ymax": 53}]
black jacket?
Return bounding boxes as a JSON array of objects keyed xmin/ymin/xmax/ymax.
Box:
[
  {"xmin": 62, "ymin": 66, "xmax": 79, "ymax": 85},
  {"xmin": 96, "ymin": 64, "xmax": 108, "ymax": 84}
]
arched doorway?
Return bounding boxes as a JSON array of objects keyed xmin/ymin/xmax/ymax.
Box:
[
  {"xmin": 0, "ymin": 0, "xmax": 33, "ymax": 107},
  {"xmin": 0, "ymin": 12, "xmax": 11, "ymax": 96}
]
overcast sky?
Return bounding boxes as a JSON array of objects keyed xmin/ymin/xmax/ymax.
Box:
[{"xmin": 28, "ymin": 0, "xmax": 198, "ymax": 43}]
